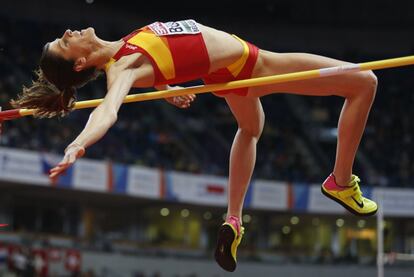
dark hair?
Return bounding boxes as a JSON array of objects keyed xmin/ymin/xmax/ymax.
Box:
[{"xmin": 11, "ymin": 43, "xmax": 98, "ymax": 118}]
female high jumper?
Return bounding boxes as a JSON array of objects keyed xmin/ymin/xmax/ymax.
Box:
[{"xmin": 11, "ymin": 19, "xmax": 378, "ymax": 272}]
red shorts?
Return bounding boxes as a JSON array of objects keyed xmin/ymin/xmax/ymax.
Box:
[{"xmin": 203, "ymin": 36, "xmax": 259, "ymax": 96}]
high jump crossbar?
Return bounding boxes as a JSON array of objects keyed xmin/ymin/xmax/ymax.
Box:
[{"xmin": 1, "ymin": 55, "xmax": 414, "ymax": 120}]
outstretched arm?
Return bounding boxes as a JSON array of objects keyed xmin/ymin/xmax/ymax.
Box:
[{"xmin": 49, "ymin": 69, "xmax": 138, "ymax": 178}]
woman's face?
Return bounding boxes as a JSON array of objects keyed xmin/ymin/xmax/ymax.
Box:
[{"xmin": 48, "ymin": 27, "xmax": 96, "ymax": 61}]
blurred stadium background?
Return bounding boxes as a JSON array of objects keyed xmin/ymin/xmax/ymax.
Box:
[{"xmin": 1, "ymin": 0, "xmax": 414, "ymax": 276}]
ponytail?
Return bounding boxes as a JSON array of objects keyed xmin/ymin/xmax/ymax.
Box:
[
  {"xmin": 10, "ymin": 42, "xmax": 98, "ymax": 118},
  {"xmin": 11, "ymin": 70, "xmax": 77, "ymax": 118}
]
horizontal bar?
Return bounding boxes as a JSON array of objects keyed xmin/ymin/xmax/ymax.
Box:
[{"xmin": 3, "ymin": 55, "xmax": 414, "ymax": 120}]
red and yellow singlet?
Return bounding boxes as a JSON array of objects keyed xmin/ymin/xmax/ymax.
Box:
[{"xmin": 106, "ymin": 19, "xmax": 259, "ymax": 96}]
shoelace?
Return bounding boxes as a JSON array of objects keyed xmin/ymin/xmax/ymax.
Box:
[
  {"xmin": 236, "ymin": 226, "xmax": 245, "ymax": 244},
  {"xmin": 239, "ymin": 226, "xmax": 245, "ymax": 236},
  {"xmin": 349, "ymin": 175, "xmax": 364, "ymax": 202}
]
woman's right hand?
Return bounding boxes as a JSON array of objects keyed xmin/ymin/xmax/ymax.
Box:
[{"xmin": 49, "ymin": 143, "xmax": 85, "ymax": 179}]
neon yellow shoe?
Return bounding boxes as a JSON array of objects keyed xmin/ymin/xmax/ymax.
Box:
[
  {"xmin": 214, "ymin": 216, "xmax": 244, "ymax": 272},
  {"xmin": 322, "ymin": 173, "xmax": 378, "ymax": 216}
]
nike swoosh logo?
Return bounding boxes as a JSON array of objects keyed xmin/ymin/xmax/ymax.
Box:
[{"xmin": 351, "ymin": 196, "xmax": 364, "ymax": 208}]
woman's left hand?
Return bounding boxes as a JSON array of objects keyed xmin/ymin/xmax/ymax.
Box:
[
  {"xmin": 162, "ymin": 86, "xmax": 196, "ymax": 108},
  {"xmin": 49, "ymin": 143, "xmax": 85, "ymax": 179},
  {"xmin": 165, "ymin": 94, "xmax": 196, "ymax": 108}
]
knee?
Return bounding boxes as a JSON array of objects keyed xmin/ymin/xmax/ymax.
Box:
[
  {"xmin": 353, "ymin": 70, "xmax": 378, "ymax": 102},
  {"xmin": 364, "ymin": 70, "xmax": 378, "ymax": 95},
  {"xmin": 238, "ymin": 125, "xmax": 263, "ymax": 140},
  {"xmin": 238, "ymin": 112, "xmax": 265, "ymax": 140}
]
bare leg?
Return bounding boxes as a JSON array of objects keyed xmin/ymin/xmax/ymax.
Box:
[
  {"xmin": 248, "ymin": 52, "xmax": 378, "ymax": 186},
  {"xmin": 224, "ymin": 95, "xmax": 265, "ymax": 222}
]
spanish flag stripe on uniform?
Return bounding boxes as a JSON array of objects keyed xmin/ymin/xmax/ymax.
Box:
[
  {"xmin": 127, "ymin": 30, "xmax": 176, "ymax": 80},
  {"xmin": 226, "ymin": 36, "xmax": 250, "ymax": 77},
  {"xmin": 165, "ymin": 34, "xmax": 210, "ymax": 82}
]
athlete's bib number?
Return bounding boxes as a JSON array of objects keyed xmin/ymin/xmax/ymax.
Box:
[{"xmin": 149, "ymin": 19, "xmax": 201, "ymax": 36}]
